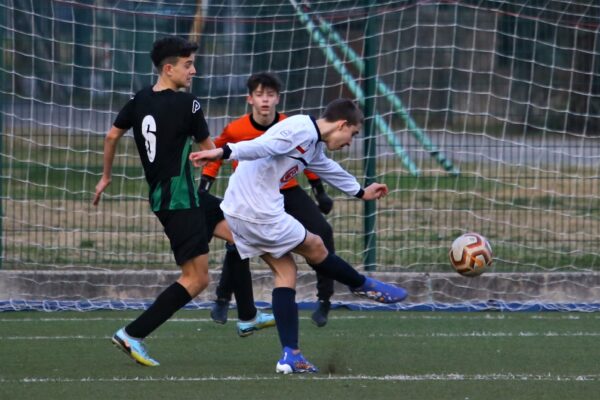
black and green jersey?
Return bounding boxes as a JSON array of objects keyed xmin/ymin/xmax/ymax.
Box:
[{"xmin": 114, "ymin": 86, "xmax": 210, "ymax": 211}]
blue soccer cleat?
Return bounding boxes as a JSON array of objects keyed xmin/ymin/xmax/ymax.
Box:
[
  {"xmin": 236, "ymin": 310, "xmax": 276, "ymax": 337},
  {"xmin": 350, "ymin": 277, "xmax": 408, "ymax": 303},
  {"xmin": 276, "ymin": 347, "xmax": 319, "ymax": 374},
  {"xmin": 111, "ymin": 328, "xmax": 160, "ymax": 367}
]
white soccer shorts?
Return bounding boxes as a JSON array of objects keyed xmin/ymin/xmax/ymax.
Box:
[{"xmin": 223, "ymin": 212, "xmax": 307, "ymax": 259}]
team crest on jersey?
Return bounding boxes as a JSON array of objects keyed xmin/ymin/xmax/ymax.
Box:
[
  {"xmin": 192, "ymin": 99, "xmax": 201, "ymax": 114},
  {"xmin": 281, "ymin": 165, "xmax": 299, "ymax": 183}
]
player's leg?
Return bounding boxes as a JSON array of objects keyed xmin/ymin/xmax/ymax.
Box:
[
  {"xmin": 211, "ymin": 243, "xmax": 252, "ymax": 324},
  {"xmin": 223, "ymin": 212, "xmax": 318, "ymax": 373},
  {"xmin": 212, "ymin": 218, "xmax": 275, "ymax": 336},
  {"xmin": 282, "ymin": 186, "xmax": 334, "ymax": 326},
  {"xmin": 261, "ymin": 253, "xmax": 317, "ymax": 374},
  {"xmin": 211, "ymin": 263, "xmax": 234, "ymax": 323},
  {"xmin": 112, "ymin": 208, "xmax": 210, "ymax": 367},
  {"xmin": 293, "ymin": 232, "xmax": 408, "ymax": 304},
  {"xmin": 312, "ymin": 277, "xmax": 333, "ymax": 327},
  {"xmin": 202, "ymin": 192, "xmax": 241, "ymax": 323}
]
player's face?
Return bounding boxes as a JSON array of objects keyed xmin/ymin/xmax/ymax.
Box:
[
  {"xmin": 169, "ymin": 55, "xmax": 196, "ymax": 89},
  {"xmin": 247, "ymin": 85, "xmax": 280, "ymax": 118},
  {"xmin": 326, "ymin": 121, "xmax": 362, "ymax": 151}
]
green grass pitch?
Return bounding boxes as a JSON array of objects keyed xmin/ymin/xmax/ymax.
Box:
[{"xmin": 1, "ymin": 309, "xmax": 599, "ymax": 400}]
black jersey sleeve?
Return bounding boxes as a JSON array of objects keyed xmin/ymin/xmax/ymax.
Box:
[
  {"xmin": 190, "ymin": 97, "xmax": 210, "ymax": 143},
  {"xmin": 113, "ymin": 97, "xmax": 135, "ymax": 130}
]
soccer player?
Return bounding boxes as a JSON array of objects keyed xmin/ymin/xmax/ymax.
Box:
[
  {"xmin": 199, "ymin": 72, "xmax": 336, "ymax": 328},
  {"xmin": 92, "ymin": 36, "xmax": 273, "ymax": 367},
  {"xmin": 189, "ymin": 98, "xmax": 408, "ymax": 374}
]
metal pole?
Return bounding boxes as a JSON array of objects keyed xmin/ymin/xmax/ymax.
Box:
[
  {"xmin": 0, "ymin": 1, "xmax": 6, "ymax": 268},
  {"xmin": 362, "ymin": 4, "xmax": 377, "ymax": 271}
]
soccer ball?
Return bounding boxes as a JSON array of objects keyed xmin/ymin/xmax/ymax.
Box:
[{"xmin": 448, "ymin": 233, "xmax": 493, "ymax": 277}]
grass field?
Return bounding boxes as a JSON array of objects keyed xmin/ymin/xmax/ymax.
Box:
[{"xmin": 1, "ymin": 309, "xmax": 599, "ymax": 399}]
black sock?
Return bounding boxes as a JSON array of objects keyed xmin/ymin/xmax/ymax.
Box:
[
  {"xmin": 125, "ymin": 281, "xmax": 192, "ymax": 339},
  {"xmin": 312, "ymin": 271, "xmax": 334, "ymax": 302},
  {"xmin": 272, "ymin": 287, "xmax": 298, "ymax": 350},
  {"xmin": 222, "ymin": 244, "xmax": 256, "ymax": 321},
  {"xmin": 215, "ymin": 244, "xmax": 235, "ymax": 301},
  {"xmin": 311, "ymin": 253, "xmax": 366, "ymax": 288}
]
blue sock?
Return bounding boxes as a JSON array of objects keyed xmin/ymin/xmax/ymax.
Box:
[
  {"xmin": 272, "ymin": 287, "xmax": 298, "ymax": 350},
  {"xmin": 311, "ymin": 253, "xmax": 366, "ymax": 288}
]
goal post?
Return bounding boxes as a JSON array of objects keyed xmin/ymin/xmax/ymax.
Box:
[{"xmin": 1, "ymin": 0, "xmax": 599, "ymax": 310}]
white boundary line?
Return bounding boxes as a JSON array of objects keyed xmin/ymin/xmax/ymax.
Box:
[
  {"xmin": 2, "ymin": 331, "xmax": 600, "ymax": 340},
  {"xmin": 0, "ymin": 373, "xmax": 598, "ymax": 383},
  {"xmin": 1, "ymin": 314, "xmax": 598, "ymax": 323}
]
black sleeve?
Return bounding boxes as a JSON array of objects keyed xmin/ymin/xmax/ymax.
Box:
[
  {"xmin": 113, "ymin": 98, "xmax": 135, "ymax": 130},
  {"xmin": 190, "ymin": 97, "xmax": 210, "ymax": 143}
]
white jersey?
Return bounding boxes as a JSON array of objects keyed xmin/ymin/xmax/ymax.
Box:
[{"xmin": 220, "ymin": 114, "xmax": 361, "ymax": 224}]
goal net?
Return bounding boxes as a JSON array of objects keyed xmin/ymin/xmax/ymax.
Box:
[{"xmin": 1, "ymin": 0, "xmax": 599, "ymax": 311}]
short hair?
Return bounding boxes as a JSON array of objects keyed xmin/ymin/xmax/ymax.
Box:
[
  {"xmin": 247, "ymin": 72, "xmax": 282, "ymax": 94},
  {"xmin": 321, "ymin": 98, "xmax": 364, "ymax": 126},
  {"xmin": 150, "ymin": 36, "xmax": 198, "ymax": 69}
]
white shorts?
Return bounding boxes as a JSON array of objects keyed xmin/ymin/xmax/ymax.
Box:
[{"xmin": 224, "ymin": 212, "xmax": 307, "ymax": 259}]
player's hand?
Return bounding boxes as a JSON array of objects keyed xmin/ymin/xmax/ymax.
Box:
[
  {"xmin": 189, "ymin": 148, "xmax": 224, "ymax": 167},
  {"xmin": 93, "ymin": 176, "xmax": 111, "ymax": 206},
  {"xmin": 361, "ymin": 183, "xmax": 388, "ymax": 200},
  {"xmin": 198, "ymin": 175, "xmax": 215, "ymax": 194},
  {"xmin": 309, "ymin": 179, "xmax": 333, "ymax": 214}
]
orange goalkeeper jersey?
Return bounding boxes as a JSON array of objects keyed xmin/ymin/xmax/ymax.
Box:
[{"xmin": 202, "ymin": 112, "xmax": 319, "ymax": 190}]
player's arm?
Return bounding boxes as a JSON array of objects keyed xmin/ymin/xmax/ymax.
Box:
[
  {"xmin": 93, "ymin": 125, "xmax": 127, "ymax": 206},
  {"xmin": 304, "ymin": 170, "xmax": 333, "ymax": 214},
  {"xmin": 306, "ymin": 150, "xmax": 388, "ymax": 201},
  {"xmin": 196, "ymin": 135, "xmax": 216, "ymax": 151},
  {"xmin": 190, "ymin": 125, "xmax": 296, "ymax": 166},
  {"xmin": 198, "ymin": 127, "xmax": 230, "ymax": 193}
]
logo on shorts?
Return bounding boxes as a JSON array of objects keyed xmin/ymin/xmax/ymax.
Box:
[{"xmin": 281, "ymin": 165, "xmax": 299, "ymax": 183}]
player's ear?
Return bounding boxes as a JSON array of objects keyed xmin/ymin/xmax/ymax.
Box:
[
  {"xmin": 246, "ymin": 94, "xmax": 253, "ymax": 105},
  {"xmin": 163, "ymin": 63, "xmax": 173, "ymax": 76},
  {"xmin": 337, "ymin": 120, "xmax": 348, "ymax": 130}
]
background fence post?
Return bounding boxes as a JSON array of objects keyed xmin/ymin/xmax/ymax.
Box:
[{"xmin": 363, "ymin": 4, "xmax": 377, "ymax": 271}]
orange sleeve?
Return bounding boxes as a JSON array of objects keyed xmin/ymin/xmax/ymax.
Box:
[
  {"xmin": 201, "ymin": 126, "xmax": 231, "ymax": 178},
  {"xmin": 303, "ymin": 169, "xmax": 320, "ymax": 181}
]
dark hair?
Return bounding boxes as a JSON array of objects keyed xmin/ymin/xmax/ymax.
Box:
[
  {"xmin": 150, "ymin": 36, "xmax": 198, "ymax": 69},
  {"xmin": 247, "ymin": 72, "xmax": 282, "ymax": 94},
  {"xmin": 321, "ymin": 98, "xmax": 364, "ymax": 126}
]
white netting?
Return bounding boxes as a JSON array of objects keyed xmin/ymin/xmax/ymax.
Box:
[{"xmin": 1, "ymin": 0, "xmax": 599, "ymax": 309}]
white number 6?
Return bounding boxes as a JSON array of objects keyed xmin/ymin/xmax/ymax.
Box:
[{"xmin": 141, "ymin": 115, "xmax": 157, "ymax": 162}]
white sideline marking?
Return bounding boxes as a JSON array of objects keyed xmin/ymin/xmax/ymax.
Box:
[
  {"xmin": 0, "ymin": 373, "xmax": 598, "ymax": 383},
  {"xmin": 2, "ymin": 331, "xmax": 600, "ymax": 340},
  {"xmin": 1, "ymin": 314, "xmax": 598, "ymax": 323},
  {"xmin": 0, "ymin": 317, "xmax": 214, "ymax": 323}
]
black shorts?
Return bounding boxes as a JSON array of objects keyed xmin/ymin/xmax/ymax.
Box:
[
  {"xmin": 200, "ymin": 192, "xmax": 225, "ymax": 240},
  {"xmin": 281, "ymin": 186, "xmax": 335, "ymax": 252},
  {"xmin": 154, "ymin": 193, "xmax": 225, "ymax": 266}
]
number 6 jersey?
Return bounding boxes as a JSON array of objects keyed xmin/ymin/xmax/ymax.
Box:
[{"xmin": 113, "ymin": 86, "xmax": 210, "ymax": 211}]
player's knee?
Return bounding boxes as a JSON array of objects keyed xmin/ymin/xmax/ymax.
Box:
[
  {"xmin": 180, "ymin": 256, "xmax": 210, "ymax": 296},
  {"xmin": 303, "ymin": 233, "xmax": 328, "ymax": 264},
  {"xmin": 186, "ymin": 273, "xmax": 209, "ymax": 296}
]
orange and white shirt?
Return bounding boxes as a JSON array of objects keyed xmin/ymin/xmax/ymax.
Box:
[{"xmin": 202, "ymin": 112, "xmax": 319, "ymax": 190}]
